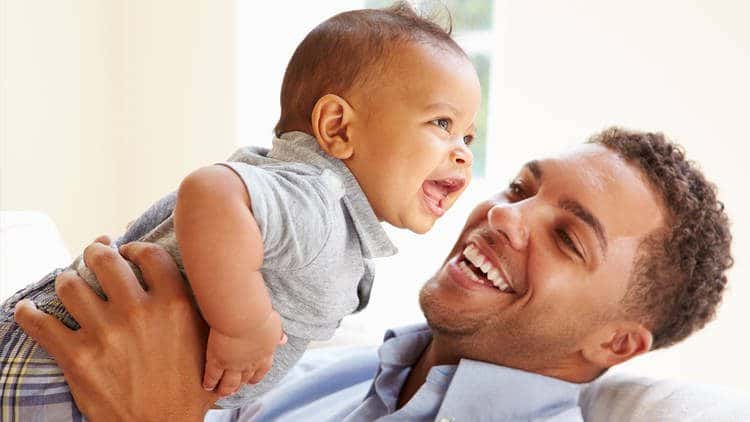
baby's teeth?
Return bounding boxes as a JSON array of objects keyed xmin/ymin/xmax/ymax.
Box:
[{"xmin": 495, "ymin": 280, "xmax": 509, "ymax": 291}]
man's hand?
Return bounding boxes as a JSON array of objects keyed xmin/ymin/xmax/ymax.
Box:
[{"xmin": 14, "ymin": 239, "xmax": 219, "ymax": 421}]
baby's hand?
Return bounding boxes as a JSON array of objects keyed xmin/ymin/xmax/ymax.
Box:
[{"xmin": 202, "ymin": 311, "xmax": 287, "ymax": 396}]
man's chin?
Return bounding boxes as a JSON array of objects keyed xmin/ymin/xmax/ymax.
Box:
[{"xmin": 419, "ymin": 279, "xmax": 484, "ymax": 337}]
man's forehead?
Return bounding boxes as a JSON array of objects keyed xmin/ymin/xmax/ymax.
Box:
[
  {"xmin": 546, "ymin": 143, "xmax": 627, "ymax": 170},
  {"xmin": 524, "ymin": 144, "xmax": 664, "ymax": 240},
  {"xmin": 530, "ymin": 144, "xmax": 627, "ymax": 190}
]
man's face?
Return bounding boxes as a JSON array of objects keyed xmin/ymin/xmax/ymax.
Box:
[{"xmin": 419, "ymin": 144, "xmax": 665, "ymax": 369}]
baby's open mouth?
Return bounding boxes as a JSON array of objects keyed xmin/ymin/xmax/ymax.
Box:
[{"xmin": 421, "ymin": 178, "xmax": 465, "ymax": 217}]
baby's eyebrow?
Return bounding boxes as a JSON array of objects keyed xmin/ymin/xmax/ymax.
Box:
[{"xmin": 424, "ymin": 101, "xmax": 459, "ymax": 116}]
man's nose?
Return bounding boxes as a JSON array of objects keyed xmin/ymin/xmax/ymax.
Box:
[
  {"xmin": 450, "ymin": 140, "xmax": 473, "ymax": 168},
  {"xmin": 487, "ymin": 203, "xmax": 529, "ymax": 251}
]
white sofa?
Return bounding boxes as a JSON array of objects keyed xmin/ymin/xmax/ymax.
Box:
[
  {"xmin": 2, "ymin": 211, "xmax": 749, "ymax": 421},
  {"xmin": 0, "ymin": 211, "xmax": 71, "ymax": 300}
]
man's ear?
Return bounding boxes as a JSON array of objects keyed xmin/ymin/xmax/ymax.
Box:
[
  {"xmin": 580, "ymin": 322, "xmax": 653, "ymax": 369},
  {"xmin": 311, "ymin": 94, "xmax": 355, "ymax": 160}
]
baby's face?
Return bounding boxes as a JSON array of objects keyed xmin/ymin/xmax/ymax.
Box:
[{"xmin": 346, "ymin": 43, "xmax": 481, "ymax": 234}]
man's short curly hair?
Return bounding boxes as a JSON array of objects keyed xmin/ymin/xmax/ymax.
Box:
[{"xmin": 590, "ymin": 127, "xmax": 733, "ymax": 350}]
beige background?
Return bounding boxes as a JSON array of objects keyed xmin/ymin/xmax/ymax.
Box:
[{"xmin": 1, "ymin": 0, "xmax": 236, "ymax": 253}]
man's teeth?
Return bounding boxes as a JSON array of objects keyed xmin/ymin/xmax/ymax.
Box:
[
  {"xmin": 458, "ymin": 260, "xmax": 482, "ymax": 283},
  {"xmin": 461, "ymin": 244, "xmax": 513, "ymax": 292}
]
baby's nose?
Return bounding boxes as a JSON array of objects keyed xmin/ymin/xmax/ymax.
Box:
[{"xmin": 451, "ymin": 142, "xmax": 473, "ymax": 167}]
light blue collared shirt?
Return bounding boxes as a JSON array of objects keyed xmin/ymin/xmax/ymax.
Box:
[{"xmin": 211, "ymin": 323, "xmax": 584, "ymax": 421}]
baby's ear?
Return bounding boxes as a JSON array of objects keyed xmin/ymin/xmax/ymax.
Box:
[{"xmin": 311, "ymin": 94, "xmax": 355, "ymax": 160}]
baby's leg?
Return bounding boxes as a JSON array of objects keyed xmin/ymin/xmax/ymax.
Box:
[{"xmin": 0, "ymin": 270, "xmax": 82, "ymax": 421}]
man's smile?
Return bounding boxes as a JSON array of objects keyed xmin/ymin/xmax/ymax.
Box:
[
  {"xmin": 447, "ymin": 244, "xmax": 521, "ymax": 297},
  {"xmin": 459, "ymin": 243, "xmax": 515, "ymax": 293}
]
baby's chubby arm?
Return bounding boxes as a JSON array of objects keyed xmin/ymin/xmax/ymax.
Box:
[{"xmin": 174, "ymin": 165, "xmax": 284, "ymax": 397}]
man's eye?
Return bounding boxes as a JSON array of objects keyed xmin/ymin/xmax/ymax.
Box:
[
  {"xmin": 508, "ymin": 180, "xmax": 525, "ymax": 198},
  {"xmin": 430, "ymin": 118, "xmax": 451, "ymax": 131},
  {"xmin": 463, "ymin": 135, "xmax": 475, "ymax": 146},
  {"xmin": 556, "ymin": 229, "xmax": 583, "ymax": 258}
]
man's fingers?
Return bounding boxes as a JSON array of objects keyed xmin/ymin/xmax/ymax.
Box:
[
  {"xmin": 83, "ymin": 242, "xmax": 145, "ymax": 304},
  {"xmin": 54, "ymin": 270, "xmax": 104, "ymax": 328},
  {"xmin": 119, "ymin": 242, "xmax": 189, "ymax": 298},
  {"xmin": 14, "ymin": 300, "xmax": 77, "ymax": 363},
  {"xmin": 93, "ymin": 234, "xmax": 113, "ymax": 245},
  {"xmin": 202, "ymin": 362, "xmax": 224, "ymax": 391},
  {"xmin": 279, "ymin": 332, "xmax": 288, "ymax": 345},
  {"xmin": 216, "ymin": 371, "xmax": 242, "ymax": 397}
]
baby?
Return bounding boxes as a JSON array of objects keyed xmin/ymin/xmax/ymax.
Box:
[{"xmin": 0, "ymin": 1, "xmax": 480, "ymax": 416}]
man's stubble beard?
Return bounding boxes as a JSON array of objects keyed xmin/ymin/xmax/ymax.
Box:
[
  {"xmin": 418, "ymin": 280, "xmax": 483, "ymax": 337},
  {"xmin": 418, "ymin": 282, "xmax": 583, "ymax": 367}
]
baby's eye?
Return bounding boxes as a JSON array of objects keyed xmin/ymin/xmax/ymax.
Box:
[
  {"xmin": 463, "ymin": 135, "xmax": 475, "ymax": 146},
  {"xmin": 430, "ymin": 118, "xmax": 451, "ymax": 132}
]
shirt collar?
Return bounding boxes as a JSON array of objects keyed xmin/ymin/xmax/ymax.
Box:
[
  {"xmin": 269, "ymin": 131, "xmax": 397, "ymax": 259},
  {"xmin": 378, "ymin": 324, "xmax": 584, "ymax": 419},
  {"xmin": 378, "ymin": 324, "xmax": 434, "ymax": 367},
  {"xmin": 438, "ymin": 359, "xmax": 583, "ymax": 420}
]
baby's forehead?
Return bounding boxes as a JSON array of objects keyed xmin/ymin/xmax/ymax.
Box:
[
  {"xmin": 375, "ymin": 42, "xmax": 471, "ymax": 85},
  {"xmin": 349, "ymin": 39, "xmax": 466, "ymax": 87},
  {"xmin": 355, "ymin": 43, "xmax": 479, "ymax": 114}
]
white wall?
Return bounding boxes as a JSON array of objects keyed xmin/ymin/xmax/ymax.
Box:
[
  {"xmin": 0, "ymin": 0, "xmax": 236, "ymax": 254},
  {"xmin": 236, "ymin": 1, "xmax": 358, "ymax": 147}
]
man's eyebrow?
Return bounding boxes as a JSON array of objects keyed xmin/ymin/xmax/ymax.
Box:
[
  {"xmin": 524, "ymin": 160, "xmax": 543, "ymax": 180},
  {"xmin": 559, "ymin": 197, "xmax": 608, "ymax": 257}
]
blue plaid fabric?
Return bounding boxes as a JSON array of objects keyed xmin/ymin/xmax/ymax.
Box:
[{"xmin": 0, "ymin": 269, "xmax": 84, "ymax": 421}]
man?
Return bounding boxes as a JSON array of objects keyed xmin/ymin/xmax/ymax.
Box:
[{"xmin": 14, "ymin": 127, "xmax": 732, "ymax": 421}]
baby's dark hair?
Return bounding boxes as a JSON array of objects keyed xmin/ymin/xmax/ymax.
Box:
[{"xmin": 274, "ymin": 1, "xmax": 468, "ymax": 136}]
